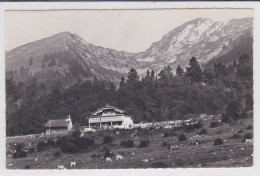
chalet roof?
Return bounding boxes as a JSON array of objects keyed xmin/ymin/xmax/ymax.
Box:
[
  {"xmin": 92, "ymin": 104, "xmax": 127, "ymax": 116},
  {"xmin": 45, "ymin": 119, "xmax": 69, "ymax": 128}
]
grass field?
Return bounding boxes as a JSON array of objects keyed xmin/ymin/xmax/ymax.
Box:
[{"xmin": 6, "ymin": 117, "xmax": 253, "ymax": 169}]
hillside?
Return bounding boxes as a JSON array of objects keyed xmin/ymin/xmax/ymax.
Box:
[{"xmin": 6, "ymin": 18, "xmax": 253, "ymax": 86}]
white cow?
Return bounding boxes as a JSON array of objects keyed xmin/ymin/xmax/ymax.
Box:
[
  {"xmin": 245, "ymin": 139, "xmax": 253, "ymax": 144},
  {"xmin": 195, "ymin": 141, "xmax": 199, "ymax": 146},
  {"xmin": 57, "ymin": 165, "xmax": 66, "ymax": 170},
  {"xmin": 170, "ymin": 145, "xmax": 178, "ymax": 151},
  {"xmin": 106, "ymin": 157, "xmax": 112, "ymax": 162},
  {"xmin": 70, "ymin": 162, "xmax": 76, "ymax": 167},
  {"xmin": 116, "ymin": 154, "xmax": 124, "ymax": 160}
]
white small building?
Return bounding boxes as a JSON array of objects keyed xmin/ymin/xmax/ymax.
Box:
[
  {"xmin": 45, "ymin": 115, "xmax": 73, "ymax": 134},
  {"xmin": 86, "ymin": 104, "xmax": 134, "ymax": 129}
]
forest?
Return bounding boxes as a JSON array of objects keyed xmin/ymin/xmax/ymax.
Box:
[{"xmin": 6, "ymin": 54, "xmax": 253, "ymax": 136}]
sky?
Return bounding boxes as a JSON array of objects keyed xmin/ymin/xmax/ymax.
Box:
[{"xmin": 5, "ymin": 9, "xmax": 253, "ymax": 53}]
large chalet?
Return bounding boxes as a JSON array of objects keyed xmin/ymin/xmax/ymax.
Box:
[{"xmin": 86, "ymin": 104, "xmax": 134, "ymax": 129}]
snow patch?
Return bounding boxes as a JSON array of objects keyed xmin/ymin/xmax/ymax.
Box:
[{"xmin": 137, "ymin": 57, "xmax": 155, "ymax": 62}]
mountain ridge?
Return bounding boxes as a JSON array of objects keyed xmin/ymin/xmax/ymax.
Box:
[{"xmin": 6, "ymin": 17, "xmax": 253, "ymax": 85}]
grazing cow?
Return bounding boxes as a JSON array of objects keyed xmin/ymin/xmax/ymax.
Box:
[
  {"xmin": 143, "ymin": 159, "xmax": 149, "ymax": 163},
  {"xmin": 70, "ymin": 162, "xmax": 76, "ymax": 167},
  {"xmin": 170, "ymin": 145, "xmax": 178, "ymax": 151},
  {"xmin": 106, "ymin": 157, "xmax": 112, "ymax": 162},
  {"xmin": 116, "ymin": 154, "xmax": 124, "ymax": 160},
  {"xmin": 57, "ymin": 165, "xmax": 66, "ymax": 170},
  {"xmin": 245, "ymin": 139, "xmax": 253, "ymax": 144}
]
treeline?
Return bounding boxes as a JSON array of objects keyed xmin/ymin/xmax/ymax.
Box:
[{"xmin": 6, "ymin": 55, "xmax": 253, "ymax": 136}]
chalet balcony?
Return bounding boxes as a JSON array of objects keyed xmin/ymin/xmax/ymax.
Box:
[{"xmin": 89, "ymin": 116, "xmax": 125, "ymax": 123}]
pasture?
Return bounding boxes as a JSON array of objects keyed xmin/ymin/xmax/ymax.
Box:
[{"xmin": 6, "ymin": 117, "xmax": 253, "ymax": 169}]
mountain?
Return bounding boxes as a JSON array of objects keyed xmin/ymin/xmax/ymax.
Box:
[
  {"xmin": 135, "ymin": 18, "xmax": 253, "ymax": 71},
  {"xmin": 6, "ymin": 17, "xmax": 253, "ymax": 86}
]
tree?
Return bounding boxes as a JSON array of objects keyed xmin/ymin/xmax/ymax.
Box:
[
  {"xmin": 158, "ymin": 65, "xmax": 173, "ymax": 80},
  {"xmin": 29, "ymin": 57, "xmax": 33, "ymax": 66},
  {"xmin": 146, "ymin": 69, "xmax": 150, "ymax": 78},
  {"xmin": 186, "ymin": 57, "xmax": 202, "ymax": 82},
  {"xmin": 120, "ymin": 77, "xmax": 125, "ymax": 87},
  {"xmin": 176, "ymin": 65, "xmax": 184, "ymax": 76},
  {"xmin": 151, "ymin": 70, "xmax": 155, "ymax": 79},
  {"xmin": 127, "ymin": 68, "xmax": 139, "ymax": 82}
]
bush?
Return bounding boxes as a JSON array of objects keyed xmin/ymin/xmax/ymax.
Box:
[
  {"xmin": 28, "ymin": 147, "xmax": 35, "ymax": 153},
  {"xmin": 237, "ymin": 130, "xmax": 244, "ymax": 134},
  {"xmin": 138, "ymin": 140, "xmax": 149, "ymax": 148},
  {"xmin": 13, "ymin": 150, "xmax": 27, "ymax": 159},
  {"xmin": 103, "ymin": 136, "xmax": 113, "ymax": 144},
  {"xmin": 47, "ymin": 138, "xmax": 55, "ymax": 147},
  {"xmin": 214, "ymin": 138, "xmax": 223, "ymax": 145},
  {"xmin": 247, "ymin": 125, "xmax": 253, "ymax": 130},
  {"xmin": 12, "ymin": 143, "xmax": 27, "ymax": 159},
  {"xmin": 173, "ymin": 158, "xmax": 186, "ymax": 167},
  {"xmin": 103, "ymin": 149, "xmax": 112, "ymax": 159},
  {"xmin": 198, "ymin": 128, "xmax": 207, "ymax": 135},
  {"xmin": 244, "ymin": 133, "xmax": 253, "ymax": 140},
  {"xmin": 56, "ymin": 135, "xmax": 95, "ymax": 153},
  {"xmin": 91, "ymin": 153, "xmax": 100, "ymax": 158},
  {"xmin": 72, "ymin": 129, "xmax": 81, "ymax": 138},
  {"xmin": 24, "ymin": 165, "xmax": 31, "ymax": 169},
  {"xmin": 120, "ymin": 140, "xmax": 135, "ymax": 148},
  {"xmin": 163, "ymin": 132, "xmax": 169, "ymax": 137},
  {"xmin": 210, "ymin": 122, "xmax": 221, "ymax": 128},
  {"xmin": 232, "ymin": 134, "xmax": 242, "ymax": 139},
  {"xmin": 162, "ymin": 141, "xmax": 169, "ymax": 147},
  {"xmin": 178, "ymin": 134, "xmax": 187, "ymax": 142},
  {"xmin": 53, "ymin": 150, "xmax": 61, "ymax": 157},
  {"xmin": 37, "ymin": 141, "xmax": 47, "ymax": 152},
  {"xmin": 194, "ymin": 121, "xmax": 203, "ymax": 129}
]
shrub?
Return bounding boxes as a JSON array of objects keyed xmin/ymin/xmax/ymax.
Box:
[
  {"xmin": 92, "ymin": 153, "xmax": 100, "ymax": 158},
  {"xmin": 173, "ymin": 158, "xmax": 186, "ymax": 167},
  {"xmin": 53, "ymin": 150, "xmax": 61, "ymax": 157},
  {"xmin": 24, "ymin": 165, "xmax": 31, "ymax": 169},
  {"xmin": 149, "ymin": 127, "xmax": 154, "ymax": 131},
  {"xmin": 47, "ymin": 138, "xmax": 55, "ymax": 147},
  {"xmin": 37, "ymin": 141, "xmax": 47, "ymax": 152},
  {"xmin": 12, "ymin": 143, "xmax": 27, "ymax": 159},
  {"xmin": 244, "ymin": 133, "xmax": 253, "ymax": 139},
  {"xmin": 138, "ymin": 140, "xmax": 149, "ymax": 148},
  {"xmin": 247, "ymin": 125, "xmax": 253, "ymax": 130},
  {"xmin": 237, "ymin": 130, "xmax": 244, "ymax": 134},
  {"xmin": 232, "ymin": 134, "xmax": 242, "ymax": 139},
  {"xmin": 178, "ymin": 134, "xmax": 187, "ymax": 142},
  {"xmin": 120, "ymin": 140, "xmax": 135, "ymax": 148},
  {"xmin": 151, "ymin": 162, "xmax": 169, "ymax": 168},
  {"xmin": 72, "ymin": 129, "xmax": 81, "ymax": 138},
  {"xmin": 194, "ymin": 121, "xmax": 203, "ymax": 129},
  {"xmin": 28, "ymin": 147, "xmax": 35, "ymax": 153},
  {"xmin": 103, "ymin": 136, "xmax": 113, "ymax": 144},
  {"xmin": 60, "ymin": 141, "xmax": 79, "ymax": 153},
  {"xmin": 103, "ymin": 149, "xmax": 112, "ymax": 159},
  {"xmin": 214, "ymin": 138, "xmax": 223, "ymax": 145},
  {"xmin": 198, "ymin": 128, "xmax": 207, "ymax": 135},
  {"xmin": 162, "ymin": 141, "xmax": 169, "ymax": 147},
  {"xmin": 163, "ymin": 132, "xmax": 169, "ymax": 137},
  {"xmin": 56, "ymin": 135, "xmax": 95, "ymax": 153},
  {"xmin": 210, "ymin": 122, "xmax": 220, "ymax": 128}
]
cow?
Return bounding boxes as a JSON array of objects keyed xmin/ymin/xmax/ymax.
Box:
[
  {"xmin": 106, "ymin": 157, "xmax": 112, "ymax": 162},
  {"xmin": 170, "ymin": 145, "xmax": 178, "ymax": 151},
  {"xmin": 70, "ymin": 162, "xmax": 76, "ymax": 167},
  {"xmin": 143, "ymin": 159, "xmax": 149, "ymax": 163},
  {"xmin": 245, "ymin": 139, "xmax": 253, "ymax": 144},
  {"xmin": 116, "ymin": 154, "xmax": 124, "ymax": 160},
  {"xmin": 195, "ymin": 141, "xmax": 199, "ymax": 146},
  {"xmin": 57, "ymin": 165, "xmax": 66, "ymax": 170}
]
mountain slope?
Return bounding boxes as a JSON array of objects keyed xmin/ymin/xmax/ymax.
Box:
[
  {"xmin": 6, "ymin": 17, "xmax": 253, "ymax": 85},
  {"xmin": 135, "ymin": 18, "xmax": 253, "ymax": 71}
]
